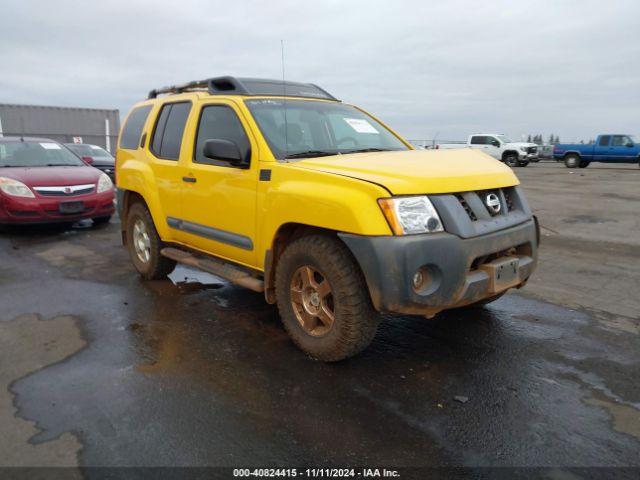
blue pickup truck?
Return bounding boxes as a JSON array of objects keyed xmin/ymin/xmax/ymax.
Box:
[{"xmin": 553, "ymin": 134, "xmax": 640, "ymax": 168}]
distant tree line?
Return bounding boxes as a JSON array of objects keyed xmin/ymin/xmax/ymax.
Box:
[
  {"xmin": 525, "ymin": 134, "xmax": 595, "ymax": 145},
  {"xmin": 526, "ymin": 134, "xmax": 561, "ymax": 145}
]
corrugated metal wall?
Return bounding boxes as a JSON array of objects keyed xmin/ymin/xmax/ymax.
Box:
[{"xmin": 0, "ymin": 104, "xmax": 120, "ymax": 153}]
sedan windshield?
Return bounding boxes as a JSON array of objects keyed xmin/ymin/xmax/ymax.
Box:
[
  {"xmin": 65, "ymin": 143, "xmax": 113, "ymax": 159},
  {"xmin": 0, "ymin": 140, "xmax": 85, "ymax": 167},
  {"xmin": 245, "ymin": 99, "xmax": 408, "ymax": 160}
]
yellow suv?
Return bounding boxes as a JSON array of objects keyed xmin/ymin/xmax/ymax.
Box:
[{"xmin": 116, "ymin": 76, "xmax": 539, "ymax": 361}]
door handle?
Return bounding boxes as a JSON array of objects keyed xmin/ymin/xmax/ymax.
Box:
[{"xmin": 182, "ymin": 176, "xmax": 197, "ymax": 183}]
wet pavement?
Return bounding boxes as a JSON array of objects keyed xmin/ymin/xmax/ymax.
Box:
[{"xmin": 1, "ymin": 166, "xmax": 639, "ymax": 478}]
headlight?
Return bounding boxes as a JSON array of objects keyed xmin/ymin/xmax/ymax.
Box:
[
  {"xmin": 520, "ymin": 146, "xmax": 528, "ymax": 152},
  {"xmin": 378, "ymin": 196, "xmax": 443, "ymax": 235},
  {"xmin": 96, "ymin": 173, "xmax": 113, "ymax": 193},
  {"xmin": 0, "ymin": 177, "xmax": 35, "ymax": 198}
]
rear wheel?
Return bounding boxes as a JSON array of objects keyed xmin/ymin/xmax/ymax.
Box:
[
  {"xmin": 579, "ymin": 160, "xmax": 590, "ymax": 168},
  {"xmin": 126, "ymin": 202, "xmax": 175, "ymax": 280},
  {"xmin": 564, "ymin": 154, "xmax": 580, "ymax": 168},
  {"xmin": 275, "ymin": 235, "xmax": 379, "ymax": 362}
]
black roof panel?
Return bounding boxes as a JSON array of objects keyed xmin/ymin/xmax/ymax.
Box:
[{"xmin": 148, "ymin": 76, "xmax": 338, "ymax": 101}]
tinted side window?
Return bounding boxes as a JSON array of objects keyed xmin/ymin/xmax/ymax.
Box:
[
  {"xmin": 611, "ymin": 135, "xmax": 631, "ymax": 147},
  {"xmin": 151, "ymin": 105, "xmax": 171, "ymax": 154},
  {"xmin": 151, "ymin": 102, "xmax": 191, "ymax": 160},
  {"xmin": 470, "ymin": 136, "xmax": 484, "ymax": 145},
  {"xmin": 120, "ymin": 105, "xmax": 152, "ymax": 150},
  {"xmin": 599, "ymin": 135, "xmax": 611, "ymax": 146},
  {"xmin": 194, "ymin": 105, "xmax": 251, "ymax": 166}
]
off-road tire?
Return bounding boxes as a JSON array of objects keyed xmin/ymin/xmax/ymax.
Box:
[
  {"xmin": 504, "ymin": 154, "xmax": 519, "ymax": 167},
  {"xmin": 275, "ymin": 234, "xmax": 380, "ymax": 362},
  {"xmin": 579, "ymin": 161, "xmax": 590, "ymax": 168},
  {"xmin": 92, "ymin": 215, "xmax": 112, "ymax": 225},
  {"xmin": 126, "ymin": 202, "xmax": 175, "ymax": 280},
  {"xmin": 564, "ymin": 154, "xmax": 580, "ymax": 168}
]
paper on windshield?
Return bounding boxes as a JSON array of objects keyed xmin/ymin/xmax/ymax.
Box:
[
  {"xmin": 40, "ymin": 143, "xmax": 61, "ymax": 150},
  {"xmin": 343, "ymin": 118, "xmax": 379, "ymax": 134}
]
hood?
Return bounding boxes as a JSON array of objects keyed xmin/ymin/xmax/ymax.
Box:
[
  {"xmin": 0, "ymin": 165, "xmax": 102, "ymax": 187},
  {"xmin": 292, "ymin": 149, "xmax": 519, "ymax": 195},
  {"xmin": 507, "ymin": 142, "xmax": 537, "ymax": 148}
]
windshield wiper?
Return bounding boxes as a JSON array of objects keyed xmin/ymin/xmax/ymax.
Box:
[
  {"xmin": 284, "ymin": 150, "xmax": 339, "ymax": 159},
  {"xmin": 46, "ymin": 163, "xmax": 74, "ymax": 166},
  {"xmin": 343, "ymin": 148, "xmax": 393, "ymax": 154}
]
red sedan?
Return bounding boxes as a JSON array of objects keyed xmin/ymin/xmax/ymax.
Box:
[{"xmin": 0, "ymin": 137, "xmax": 115, "ymax": 225}]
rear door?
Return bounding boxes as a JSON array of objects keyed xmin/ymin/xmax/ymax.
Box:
[
  {"xmin": 178, "ymin": 100, "xmax": 259, "ymax": 268},
  {"xmin": 469, "ymin": 135, "xmax": 488, "ymax": 153},
  {"xmin": 146, "ymin": 101, "xmax": 193, "ymax": 239},
  {"xmin": 593, "ymin": 135, "xmax": 610, "ymax": 161}
]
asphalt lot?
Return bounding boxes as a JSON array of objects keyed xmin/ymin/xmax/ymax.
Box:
[{"xmin": 0, "ymin": 162, "xmax": 639, "ymax": 478}]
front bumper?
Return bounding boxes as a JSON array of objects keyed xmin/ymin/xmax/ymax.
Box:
[
  {"xmin": 0, "ymin": 190, "xmax": 115, "ymax": 224},
  {"xmin": 339, "ymin": 219, "xmax": 538, "ymax": 316},
  {"xmin": 519, "ymin": 153, "xmax": 539, "ymax": 161}
]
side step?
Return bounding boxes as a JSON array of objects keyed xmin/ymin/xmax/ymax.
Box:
[{"xmin": 161, "ymin": 247, "xmax": 264, "ymax": 293}]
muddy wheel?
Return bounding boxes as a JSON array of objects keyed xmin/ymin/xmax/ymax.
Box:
[
  {"xmin": 564, "ymin": 154, "xmax": 580, "ymax": 168},
  {"xmin": 275, "ymin": 235, "xmax": 379, "ymax": 362},
  {"xmin": 126, "ymin": 202, "xmax": 175, "ymax": 280},
  {"xmin": 504, "ymin": 153, "xmax": 519, "ymax": 167}
]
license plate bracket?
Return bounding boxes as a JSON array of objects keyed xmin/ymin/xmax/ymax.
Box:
[
  {"xmin": 480, "ymin": 256, "xmax": 520, "ymax": 293},
  {"xmin": 59, "ymin": 201, "xmax": 84, "ymax": 214}
]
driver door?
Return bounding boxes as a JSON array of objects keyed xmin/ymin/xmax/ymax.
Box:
[
  {"xmin": 178, "ymin": 100, "xmax": 259, "ymax": 268},
  {"xmin": 485, "ymin": 136, "xmax": 501, "ymax": 159}
]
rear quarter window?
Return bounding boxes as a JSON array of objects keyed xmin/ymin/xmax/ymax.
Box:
[{"xmin": 120, "ymin": 105, "xmax": 152, "ymax": 150}]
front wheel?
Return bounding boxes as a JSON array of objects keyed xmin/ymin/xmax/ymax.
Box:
[
  {"xmin": 579, "ymin": 161, "xmax": 590, "ymax": 168},
  {"xmin": 517, "ymin": 160, "xmax": 529, "ymax": 167},
  {"xmin": 504, "ymin": 154, "xmax": 519, "ymax": 167},
  {"xmin": 564, "ymin": 154, "xmax": 580, "ymax": 168},
  {"xmin": 125, "ymin": 202, "xmax": 175, "ymax": 280},
  {"xmin": 275, "ymin": 235, "xmax": 379, "ymax": 362}
]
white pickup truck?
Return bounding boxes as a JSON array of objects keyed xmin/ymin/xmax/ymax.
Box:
[{"xmin": 437, "ymin": 134, "xmax": 539, "ymax": 167}]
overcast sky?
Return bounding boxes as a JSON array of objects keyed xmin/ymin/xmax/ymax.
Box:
[{"xmin": 1, "ymin": 0, "xmax": 639, "ymax": 142}]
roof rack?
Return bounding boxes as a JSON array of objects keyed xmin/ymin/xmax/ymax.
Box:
[{"xmin": 147, "ymin": 76, "xmax": 339, "ymax": 101}]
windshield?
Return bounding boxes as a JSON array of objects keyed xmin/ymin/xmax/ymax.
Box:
[
  {"xmin": 66, "ymin": 144, "xmax": 113, "ymax": 158},
  {"xmin": 0, "ymin": 140, "xmax": 85, "ymax": 167},
  {"xmin": 496, "ymin": 135, "xmax": 513, "ymax": 143},
  {"xmin": 245, "ymin": 99, "xmax": 409, "ymax": 160}
]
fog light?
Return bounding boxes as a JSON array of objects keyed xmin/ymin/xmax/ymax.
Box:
[{"xmin": 412, "ymin": 271, "xmax": 424, "ymax": 289}]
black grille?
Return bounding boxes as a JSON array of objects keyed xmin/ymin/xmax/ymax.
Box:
[
  {"xmin": 503, "ymin": 188, "xmax": 515, "ymax": 212},
  {"xmin": 455, "ymin": 194, "xmax": 477, "ymax": 221},
  {"xmin": 527, "ymin": 146, "xmax": 537, "ymax": 154}
]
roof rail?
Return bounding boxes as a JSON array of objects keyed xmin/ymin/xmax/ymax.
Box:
[{"xmin": 147, "ymin": 76, "xmax": 339, "ymax": 101}]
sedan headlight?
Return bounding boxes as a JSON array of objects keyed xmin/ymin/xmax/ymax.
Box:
[
  {"xmin": 378, "ymin": 196, "xmax": 443, "ymax": 235},
  {"xmin": 0, "ymin": 177, "xmax": 35, "ymax": 198},
  {"xmin": 96, "ymin": 173, "xmax": 114, "ymax": 193}
]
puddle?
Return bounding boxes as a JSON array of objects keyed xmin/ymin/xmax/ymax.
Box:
[
  {"xmin": 585, "ymin": 390, "xmax": 640, "ymax": 440},
  {"xmin": 167, "ymin": 265, "xmax": 226, "ymax": 293},
  {"xmin": 562, "ymin": 215, "xmax": 617, "ymax": 224}
]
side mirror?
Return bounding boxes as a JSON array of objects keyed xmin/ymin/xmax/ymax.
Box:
[
  {"xmin": 82, "ymin": 156, "xmax": 94, "ymax": 164},
  {"xmin": 626, "ymin": 142, "xmax": 634, "ymax": 148},
  {"xmin": 491, "ymin": 140, "xmax": 500, "ymax": 147},
  {"xmin": 203, "ymin": 139, "xmax": 248, "ymax": 168}
]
